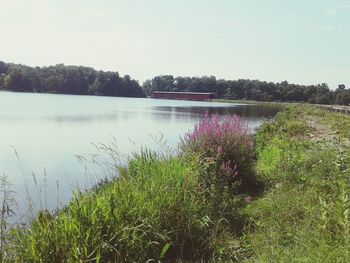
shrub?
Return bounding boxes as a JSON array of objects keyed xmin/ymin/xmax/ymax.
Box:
[{"xmin": 180, "ymin": 113, "xmax": 254, "ymax": 192}]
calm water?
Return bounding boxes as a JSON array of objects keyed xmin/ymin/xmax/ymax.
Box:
[{"xmin": 0, "ymin": 91, "xmax": 279, "ymax": 220}]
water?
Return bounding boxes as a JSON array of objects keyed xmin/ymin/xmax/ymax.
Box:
[{"xmin": 0, "ymin": 91, "xmax": 279, "ymax": 221}]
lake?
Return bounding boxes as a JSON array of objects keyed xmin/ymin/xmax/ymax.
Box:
[{"xmin": 0, "ymin": 91, "xmax": 279, "ymax": 221}]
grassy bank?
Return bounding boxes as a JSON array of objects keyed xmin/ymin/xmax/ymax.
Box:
[
  {"xmin": 4, "ymin": 114, "xmax": 254, "ymax": 262},
  {"xmin": 244, "ymin": 105, "xmax": 350, "ymax": 262},
  {"xmin": 6, "ymin": 152, "xmax": 244, "ymax": 262},
  {"xmin": 3, "ymin": 105, "xmax": 350, "ymax": 262}
]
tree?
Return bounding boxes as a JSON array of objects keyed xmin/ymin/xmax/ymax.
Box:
[
  {"xmin": 338, "ymin": 84, "xmax": 346, "ymax": 90},
  {"xmin": 0, "ymin": 61, "xmax": 145, "ymax": 97},
  {"xmin": 142, "ymin": 75, "xmax": 342, "ymax": 105},
  {"xmin": 335, "ymin": 90, "xmax": 350, "ymax": 105}
]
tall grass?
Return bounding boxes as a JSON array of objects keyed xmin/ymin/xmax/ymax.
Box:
[
  {"xmin": 6, "ymin": 148, "xmax": 247, "ymax": 262},
  {"xmin": 0, "ymin": 112, "xmax": 281, "ymax": 262},
  {"xmin": 0, "ymin": 175, "xmax": 15, "ymax": 262}
]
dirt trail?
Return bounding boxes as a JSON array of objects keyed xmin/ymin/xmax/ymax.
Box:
[{"xmin": 306, "ymin": 117, "xmax": 350, "ymax": 147}]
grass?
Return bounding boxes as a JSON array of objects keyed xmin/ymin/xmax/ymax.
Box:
[
  {"xmin": 2, "ymin": 104, "xmax": 350, "ymax": 262},
  {"xmin": 5, "ymin": 150, "xmax": 246, "ymax": 262},
  {"xmin": 243, "ymin": 105, "xmax": 350, "ymax": 262},
  {"xmin": 303, "ymin": 105, "xmax": 350, "ymax": 140}
]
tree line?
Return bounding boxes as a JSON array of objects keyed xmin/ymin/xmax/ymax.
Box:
[
  {"xmin": 0, "ymin": 61, "xmax": 145, "ymax": 97},
  {"xmin": 143, "ymin": 75, "xmax": 350, "ymax": 105},
  {"xmin": 1, "ymin": 61, "xmax": 349, "ymax": 105}
]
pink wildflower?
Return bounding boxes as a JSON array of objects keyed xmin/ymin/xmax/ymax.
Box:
[
  {"xmin": 181, "ymin": 112, "xmax": 253, "ymax": 185},
  {"xmin": 244, "ymin": 196, "xmax": 253, "ymax": 204},
  {"xmin": 217, "ymin": 146, "xmax": 223, "ymax": 155}
]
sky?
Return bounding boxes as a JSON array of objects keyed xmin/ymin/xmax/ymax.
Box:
[{"xmin": 0, "ymin": 0, "xmax": 349, "ymax": 89}]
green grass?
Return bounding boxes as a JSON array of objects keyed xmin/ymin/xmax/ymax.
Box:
[
  {"xmin": 243, "ymin": 105, "xmax": 350, "ymax": 262},
  {"xmin": 6, "ymin": 151, "xmax": 245, "ymax": 262}
]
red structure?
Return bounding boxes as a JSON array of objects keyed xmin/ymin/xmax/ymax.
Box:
[{"xmin": 152, "ymin": 91, "xmax": 216, "ymax": 101}]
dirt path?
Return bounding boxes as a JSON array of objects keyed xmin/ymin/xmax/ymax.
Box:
[{"xmin": 306, "ymin": 117, "xmax": 350, "ymax": 147}]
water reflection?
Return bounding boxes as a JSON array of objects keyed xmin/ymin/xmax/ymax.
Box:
[
  {"xmin": 153, "ymin": 104, "xmax": 281, "ymax": 117},
  {"xmin": 52, "ymin": 114, "xmax": 120, "ymax": 123},
  {"xmin": 151, "ymin": 104, "xmax": 280, "ymax": 127}
]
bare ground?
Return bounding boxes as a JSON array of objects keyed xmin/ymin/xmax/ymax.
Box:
[{"xmin": 306, "ymin": 117, "xmax": 350, "ymax": 147}]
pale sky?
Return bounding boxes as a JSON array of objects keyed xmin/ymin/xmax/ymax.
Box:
[{"xmin": 0, "ymin": 0, "xmax": 349, "ymax": 89}]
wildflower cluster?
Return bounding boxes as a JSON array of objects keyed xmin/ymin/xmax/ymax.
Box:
[{"xmin": 181, "ymin": 113, "xmax": 253, "ymax": 189}]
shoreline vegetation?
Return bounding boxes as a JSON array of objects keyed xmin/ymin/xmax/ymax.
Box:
[
  {"xmin": 1, "ymin": 104, "xmax": 350, "ymax": 261},
  {"xmin": 1, "ymin": 60, "xmax": 350, "ymax": 105},
  {"xmin": 143, "ymin": 77, "xmax": 350, "ymax": 105}
]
